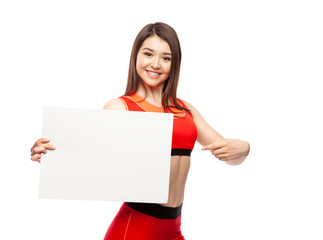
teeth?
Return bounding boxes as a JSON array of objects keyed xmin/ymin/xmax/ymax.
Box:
[{"xmin": 148, "ymin": 71, "xmax": 160, "ymax": 76}]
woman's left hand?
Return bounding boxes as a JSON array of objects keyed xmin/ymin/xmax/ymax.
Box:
[{"xmin": 202, "ymin": 139, "xmax": 250, "ymax": 165}]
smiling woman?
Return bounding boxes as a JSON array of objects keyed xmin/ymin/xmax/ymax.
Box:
[
  {"xmin": 136, "ymin": 36, "xmax": 172, "ymax": 91},
  {"xmin": 30, "ymin": 22, "xmax": 250, "ymax": 239},
  {"xmin": 124, "ymin": 22, "xmax": 187, "ymax": 113}
]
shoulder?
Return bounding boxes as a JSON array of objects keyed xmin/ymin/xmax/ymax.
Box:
[
  {"xmin": 180, "ymin": 99, "xmax": 192, "ymax": 108},
  {"xmin": 180, "ymin": 100, "xmax": 225, "ymax": 144},
  {"xmin": 179, "ymin": 99, "xmax": 197, "ymax": 112},
  {"xmin": 103, "ymin": 97, "xmax": 127, "ymax": 110},
  {"xmin": 179, "ymin": 99, "xmax": 203, "ymax": 120}
]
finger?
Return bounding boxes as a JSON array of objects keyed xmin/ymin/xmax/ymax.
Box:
[
  {"xmin": 31, "ymin": 153, "xmax": 41, "ymax": 162},
  {"xmin": 211, "ymin": 148, "xmax": 228, "ymax": 156},
  {"xmin": 202, "ymin": 140, "xmax": 226, "ymax": 151},
  {"xmin": 31, "ymin": 144, "xmax": 56, "ymax": 155},
  {"xmin": 31, "ymin": 146, "xmax": 47, "ymax": 155},
  {"xmin": 43, "ymin": 143, "xmax": 56, "ymax": 150},
  {"xmin": 215, "ymin": 154, "xmax": 230, "ymax": 160},
  {"xmin": 201, "ymin": 143, "xmax": 217, "ymax": 151},
  {"xmin": 37, "ymin": 137, "xmax": 50, "ymax": 144},
  {"xmin": 31, "ymin": 138, "xmax": 50, "ymax": 151}
]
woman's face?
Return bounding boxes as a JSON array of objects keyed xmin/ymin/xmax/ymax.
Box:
[{"xmin": 136, "ymin": 35, "xmax": 172, "ymax": 89}]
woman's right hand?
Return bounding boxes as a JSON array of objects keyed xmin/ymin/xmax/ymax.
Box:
[{"xmin": 30, "ymin": 138, "xmax": 56, "ymax": 163}]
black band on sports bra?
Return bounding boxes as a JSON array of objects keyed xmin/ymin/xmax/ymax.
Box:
[
  {"xmin": 171, "ymin": 148, "xmax": 192, "ymax": 156},
  {"xmin": 125, "ymin": 202, "xmax": 182, "ymax": 219}
]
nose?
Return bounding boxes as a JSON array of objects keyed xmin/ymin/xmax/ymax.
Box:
[{"xmin": 151, "ymin": 57, "xmax": 161, "ymax": 69}]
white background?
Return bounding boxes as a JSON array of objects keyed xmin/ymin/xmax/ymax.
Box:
[{"xmin": 1, "ymin": 0, "xmax": 322, "ymax": 239}]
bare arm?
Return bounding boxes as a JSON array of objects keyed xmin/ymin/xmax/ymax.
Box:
[
  {"xmin": 183, "ymin": 100, "xmax": 250, "ymax": 165},
  {"xmin": 102, "ymin": 98, "xmax": 127, "ymax": 110}
]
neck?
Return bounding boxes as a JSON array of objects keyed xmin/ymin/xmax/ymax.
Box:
[{"xmin": 136, "ymin": 83, "xmax": 164, "ymax": 105}]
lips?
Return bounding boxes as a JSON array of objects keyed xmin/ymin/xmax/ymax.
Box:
[{"xmin": 146, "ymin": 70, "xmax": 162, "ymax": 78}]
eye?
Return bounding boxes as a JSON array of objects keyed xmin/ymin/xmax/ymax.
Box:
[
  {"xmin": 144, "ymin": 52, "xmax": 152, "ymax": 57},
  {"xmin": 163, "ymin": 57, "xmax": 171, "ymax": 61}
]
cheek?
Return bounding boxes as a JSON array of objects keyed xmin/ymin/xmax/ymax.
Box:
[
  {"xmin": 136, "ymin": 57, "xmax": 148, "ymax": 71},
  {"xmin": 136, "ymin": 60, "xmax": 144, "ymax": 76},
  {"xmin": 135, "ymin": 56, "xmax": 140, "ymax": 70},
  {"xmin": 164, "ymin": 64, "xmax": 171, "ymax": 75}
]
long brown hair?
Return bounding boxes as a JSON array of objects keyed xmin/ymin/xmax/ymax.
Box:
[{"xmin": 124, "ymin": 22, "xmax": 190, "ymax": 113}]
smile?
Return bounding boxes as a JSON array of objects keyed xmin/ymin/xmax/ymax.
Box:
[
  {"xmin": 146, "ymin": 70, "xmax": 161, "ymax": 76},
  {"xmin": 146, "ymin": 70, "xmax": 162, "ymax": 78}
]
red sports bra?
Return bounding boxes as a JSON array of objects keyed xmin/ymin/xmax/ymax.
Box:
[{"xmin": 119, "ymin": 93, "xmax": 197, "ymax": 156}]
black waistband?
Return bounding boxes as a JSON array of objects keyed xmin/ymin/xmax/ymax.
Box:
[
  {"xmin": 125, "ymin": 202, "xmax": 182, "ymax": 219},
  {"xmin": 171, "ymin": 148, "xmax": 192, "ymax": 156}
]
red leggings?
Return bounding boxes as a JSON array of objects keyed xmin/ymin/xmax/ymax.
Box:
[{"xmin": 104, "ymin": 203, "xmax": 185, "ymax": 240}]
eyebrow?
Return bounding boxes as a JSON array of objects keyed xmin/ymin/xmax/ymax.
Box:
[{"xmin": 142, "ymin": 47, "xmax": 172, "ymax": 56}]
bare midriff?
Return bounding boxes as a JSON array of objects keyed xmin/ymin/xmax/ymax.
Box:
[{"xmin": 160, "ymin": 155, "xmax": 191, "ymax": 208}]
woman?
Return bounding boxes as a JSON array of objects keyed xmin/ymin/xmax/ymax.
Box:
[{"xmin": 31, "ymin": 22, "xmax": 250, "ymax": 239}]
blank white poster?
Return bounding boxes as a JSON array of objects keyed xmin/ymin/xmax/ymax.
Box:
[{"xmin": 39, "ymin": 107, "xmax": 173, "ymax": 203}]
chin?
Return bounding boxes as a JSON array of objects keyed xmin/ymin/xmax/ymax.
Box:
[
  {"xmin": 144, "ymin": 82, "xmax": 163, "ymax": 88},
  {"xmin": 141, "ymin": 78, "xmax": 166, "ymax": 88}
]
